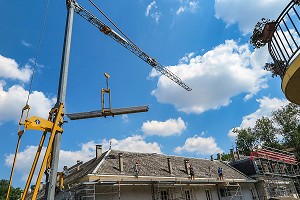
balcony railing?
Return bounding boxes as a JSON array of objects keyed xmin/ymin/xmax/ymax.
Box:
[{"xmin": 266, "ymin": 0, "xmax": 300, "ymax": 78}]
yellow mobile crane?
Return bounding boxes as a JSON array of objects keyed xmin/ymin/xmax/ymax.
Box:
[{"xmin": 6, "ymin": 0, "xmax": 191, "ymax": 199}]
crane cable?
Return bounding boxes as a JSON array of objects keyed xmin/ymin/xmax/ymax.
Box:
[
  {"xmin": 88, "ymin": 0, "xmax": 142, "ymax": 52},
  {"xmin": 25, "ymin": 0, "xmax": 50, "ymax": 106},
  {"xmin": 5, "ymin": 1, "xmax": 50, "ymax": 200}
]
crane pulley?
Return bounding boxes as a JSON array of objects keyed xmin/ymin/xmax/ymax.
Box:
[{"xmin": 69, "ymin": 0, "xmax": 192, "ymax": 91}]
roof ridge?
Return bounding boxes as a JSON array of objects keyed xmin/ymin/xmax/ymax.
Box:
[
  {"xmin": 92, "ymin": 149, "xmax": 111, "ymax": 174},
  {"xmin": 109, "ymin": 149, "xmax": 212, "ymax": 161}
]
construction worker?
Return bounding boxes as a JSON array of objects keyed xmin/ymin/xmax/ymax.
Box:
[
  {"xmin": 190, "ymin": 164, "xmax": 195, "ymax": 180},
  {"xmin": 134, "ymin": 161, "xmax": 139, "ymax": 179},
  {"xmin": 218, "ymin": 167, "xmax": 224, "ymax": 180}
]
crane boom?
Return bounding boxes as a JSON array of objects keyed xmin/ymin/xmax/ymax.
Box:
[{"xmin": 71, "ymin": 0, "xmax": 192, "ymax": 91}]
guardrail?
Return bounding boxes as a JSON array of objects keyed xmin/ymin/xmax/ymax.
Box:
[{"xmin": 266, "ymin": 0, "xmax": 300, "ymax": 78}]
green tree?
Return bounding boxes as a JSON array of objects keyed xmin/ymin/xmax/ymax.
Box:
[
  {"xmin": 235, "ymin": 128, "xmax": 256, "ymax": 156},
  {"xmin": 234, "ymin": 103, "xmax": 300, "ymax": 161},
  {"xmin": 254, "ymin": 116, "xmax": 281, "ymax": 149},
  {"xmin": 220, "ymin": 153, "xmax": 231, "ymax": 161},
  {"xmin": 0, "ymin": 179, "xmax": 22, "ymax": 200},
  {"xmin": 272, "ymin": 103, "xmax": 300, "ymax": 159}
]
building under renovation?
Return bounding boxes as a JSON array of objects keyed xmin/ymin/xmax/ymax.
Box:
[
  {"xmin": 231, "ymin": 146, "xmax": 300, "ymax": 199},
  {"xmin": 40, "ymin": 145, "xmax": 260, "ymax": 200}
]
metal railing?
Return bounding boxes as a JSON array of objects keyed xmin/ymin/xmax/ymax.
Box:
[{"xmin": 267, "ymin": 0, "xmax": 300, "ymax": 78}]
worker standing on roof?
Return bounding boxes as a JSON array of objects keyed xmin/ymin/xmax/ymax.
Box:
[
  {"xmin": 190, "ymin": 164, "xmax": 195, "ymax": 180},
  {"xmin": 218, "ymin": 167, "xmax": 224, "ymax": 180},
  {"xmin": 134, "ymin": 161, "xmax": 139, "ymax": 179}
]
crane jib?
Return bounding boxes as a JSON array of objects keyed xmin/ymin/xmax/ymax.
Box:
[{"xmin": 72, "ymin": 0, "xmax": 192, "ymax": 91}]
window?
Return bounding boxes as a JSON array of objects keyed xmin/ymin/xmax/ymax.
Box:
[
  {"xmin": 161, "ymin": 190, "xmax": 169, "ymax": 200},
  {"xmin": 220, "ymin": 188, "xmax": 227, "ymax": 197},
  {"xmin": 184, "ymin": 190, "xmax": 191, "ymax": 200},
  {"xmin": 205, "ymin": 189, "xmax": 212, "ymax": 200}
]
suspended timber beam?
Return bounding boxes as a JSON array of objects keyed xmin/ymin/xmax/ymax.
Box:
[{"xmin": 66, "ymin": 105, "xmax": 149, "ymax": 120}]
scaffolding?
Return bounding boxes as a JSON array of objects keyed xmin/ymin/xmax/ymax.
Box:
[
  {"xmin": 250, "ymin": 146, "xmax": 300, "ymax": 199},
  {"xmin": 62, "ymin": 180, "xmax": 211, "ymax": 200},
  {"xmin": 63, "ymin": 182, "xmax": 119, "ymax": 200},
  {"xmin": 151, "ymin": 182, "xmax": 197, "ymax": 200},
  {"xmin": 224, "ymin": 182, "xmax": 243, "ymax": 200}
]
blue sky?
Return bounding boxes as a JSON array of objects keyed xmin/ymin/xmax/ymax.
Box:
[{"xmin": 0, "ymin": 0, "xmax": 292, "ymax": 187}]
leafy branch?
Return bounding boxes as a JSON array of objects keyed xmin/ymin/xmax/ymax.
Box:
[
  {"xmin": 264, "ymin": 60, "xmax": 286, "ymax": 77},
  {"xmin": 250, "ymin": 18, "xmax": 274, "ymax": 49}
]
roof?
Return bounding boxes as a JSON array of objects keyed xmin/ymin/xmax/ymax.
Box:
[{"xmin": 64, "ymin": 149, "xmax": 252, "ymax": 185}]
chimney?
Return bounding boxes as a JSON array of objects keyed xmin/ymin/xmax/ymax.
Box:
[
  {"xmin": 119, "ymin": 153, "xmax": 124, "ymax": 173},
  {"xmin": 96, "ymin": 145, "xmax": 102, "ymax": 159},
  {"xmin": 63, "ymin": 166, "xmax": 68, "ymax": 173},
  {"xmin": 77, "ymin": 160, "xmax": 81, "ymax": 171},
  {"xmin": 39, "ymin": 182, "xmax": 44, "ymax": 191},
  {"xmin": 230, "ymin": 148, "xmax": 235, "ymax": 162},
  {"xmin": 236, "ymin": 147, "xmax": 240, "ymax": 160},
  {"xmin": 210, "ymin": 155, "xmax": 214, "ymax": 161},
  {"xmin": 217, "ymin": 153, "xmax": 221, "ymax": 160},
  {"xmin": 184, "ymin": 159, "xmax": 190, "ymax": 175},
  {"xmin": 167, "ymin": 158, "xmax": 173, "ymax": 174}
]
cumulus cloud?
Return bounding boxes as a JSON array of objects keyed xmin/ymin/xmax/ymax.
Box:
[
  {"xmin": 0, "ymin": 55, "xmax": 32, "ymax": 82},
  {"xmin": 228, "ymin": 97, "xmax": 289, "ymax": 138},
  {"xmin": 0, "ymin": 82, "xmax": 55, "ymax": 123},
  {"xmin": 0, "ymin": 55, "xmax": 55, "ymax": 124},
  {"xmin": 175, "ymin": 135, "xmax": 223, "ymax": 155},
  {"xmin": 214, "ymin": 0, "xmax": 290, "ymax": 34},
  {"xmin": 141, "ymin": 117, "xmax": 186, "ymax": 136},
  {"xmin": 176, "ymin": 0, "xmax": 199, "ymax": 15},
  {"xmin": 5, "ymin": 142, "xmax": 96, "ymax": 182},
  {"xmin": 151, "ymin": 40, "xmax": 270, "ymax": 114},
  {"xmin": 145, "ymin": 1, "xmax": 162, "ymax": 23},
  {"xmin": 102, "ymin": 135, "xmax": 162, "ymax": 153}
]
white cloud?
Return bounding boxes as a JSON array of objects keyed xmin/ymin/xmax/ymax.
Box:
[
  {"xmin": 0, "ymin": 55, "xmax": 55, "ymax": 123},
  {"xmin": 102, "ymin": 135, "xmax": 162, "ymax": 153},
  {"xmin": 145, "ymin": 1, "xmax": 162, "ymax": 23},
  {"xmin": 175, "ymin": 135, "xmax": 223, "ymax": 155},
  {"xmin": 151, "ymin": 40, "xmax": 270, "ymax": 114},
  {"xmin": 141, "ymin": 117, "xmax": 186, "ymax": 136},
  {"xmin": 21, "ymin": 40, "xmax": 32, "ymax": 47},
  {"xmin": 214, "ymin": 0, "xmax": 290, "ymax": 34},
  {"xmin": 0, "ymin": 55, "xmax": 32, "ymax": 82},
  {"xmin": 0, "ymin": 82, "xmax": 55, "ymax": 123},
  {"xmin": 59, "ymin": 141, "xmax": 96, "ymax": 167},
  {"xmin": 176, "ymin": 0, "xmax": 199, "ymax": 15},
  {"xmin": 228, "ymin": 97, "xmax": 288, "ymax": 138},
  {"xmin": 5, "ymin": 142, "xmax": 96, "ymax": 182}
]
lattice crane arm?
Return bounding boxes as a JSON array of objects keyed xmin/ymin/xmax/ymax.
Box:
[{"xmin": 70, "ymin": 0, "xmax": 192, "ymax": 91}]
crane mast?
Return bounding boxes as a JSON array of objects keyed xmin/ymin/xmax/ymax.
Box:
[{"xmin": 71, "ymin": 0, "xmax": 192, "ymax": 91}]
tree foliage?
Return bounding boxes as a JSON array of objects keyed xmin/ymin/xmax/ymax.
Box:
[
  {"xmin": 0, "ymin": 179, "xmax": 22, "ymax": 200},
  {"xmin": 264, "ymin": 60, "xmax": 286, "ymax": 78},
  {"xmin": 220, "ymin": 153, "xmax": 232, "ymax": 161},
  {"xmin": 235, "ymin": 103, "xmax": 300, "ymax": 160}
]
